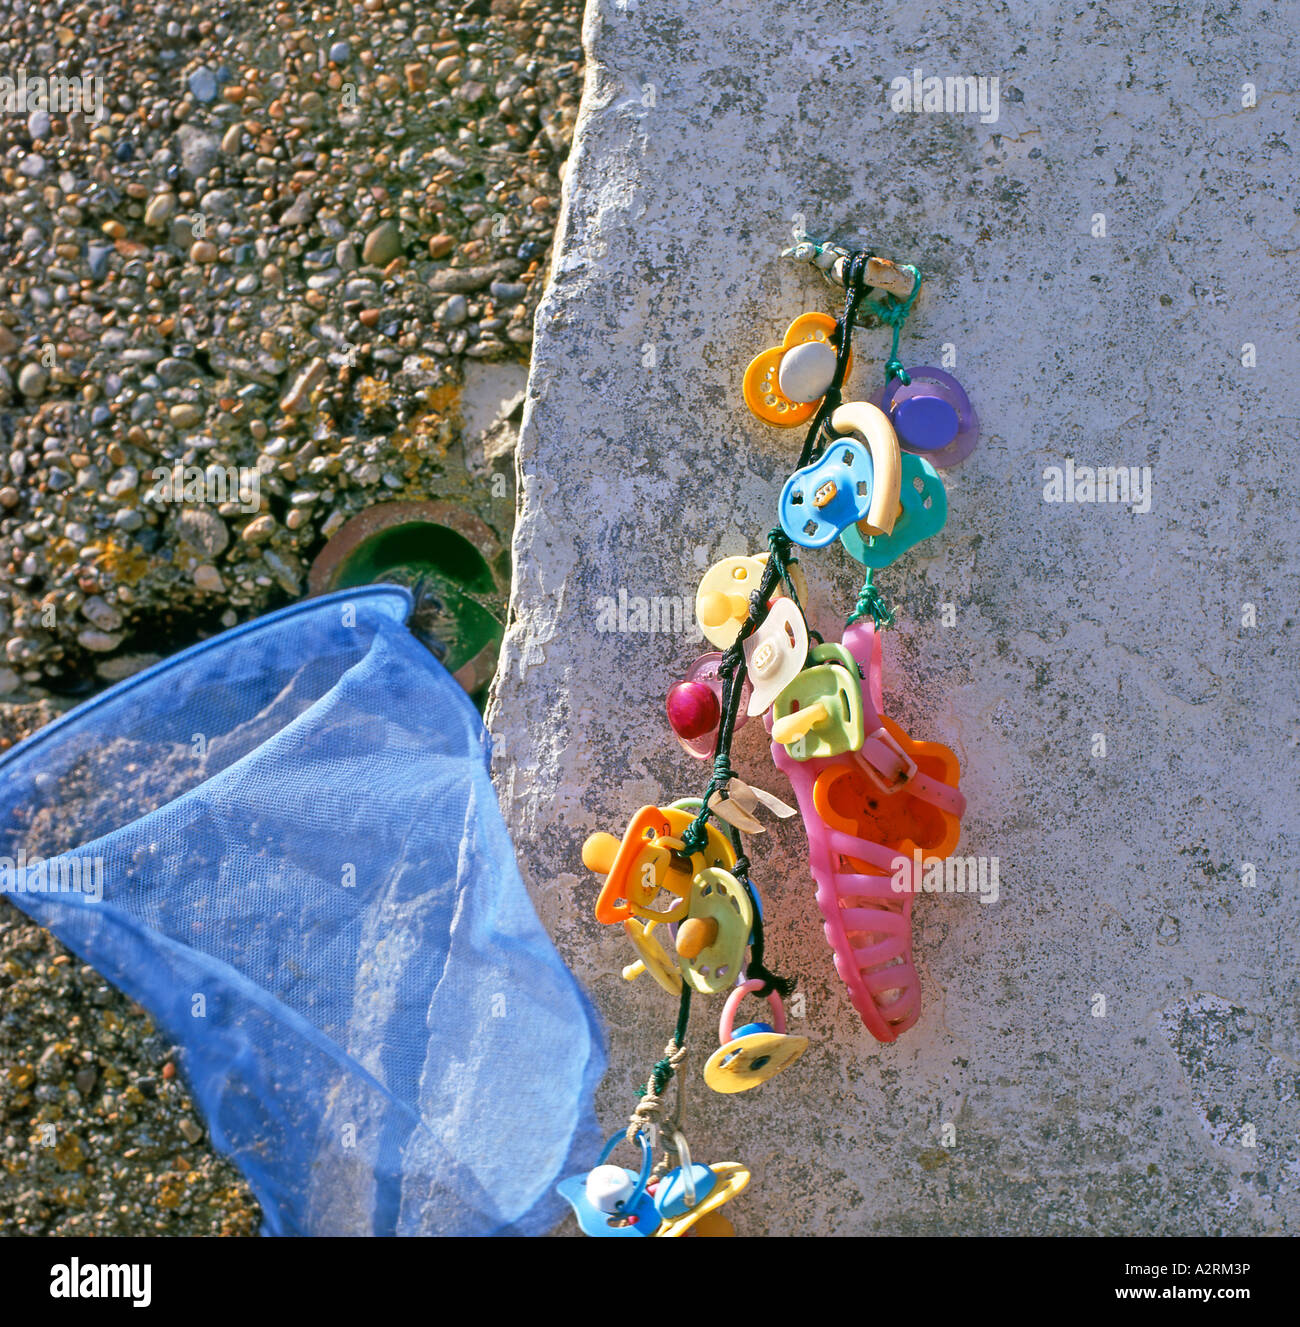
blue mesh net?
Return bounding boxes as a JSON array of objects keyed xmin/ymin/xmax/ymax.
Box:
[{"xmin": 0, "ymin": 585, "xmax": 604, "ymax": 1235}]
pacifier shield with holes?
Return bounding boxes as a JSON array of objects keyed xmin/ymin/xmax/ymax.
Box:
[
  {"xmin": 621, "ymin": 917, "xmax": 682, "ymax": 994},
  {"xmin": 743, "ymin": 312, "xmax": 852, "ymax": 428},
  {"xmin": 703, "ymin": 980, "xmax": 808, "ymax": 1094},
  {"xmin": 584, "ymin": 804, "xmax": 735, "ymax": 925},
  {"xmin": 779, "ymin": 438, "xmax": 877, "ymax": 549},
  {"xmin": 558, "ymin": 1132, "xmax": 662, "ymax": 1237},
  {"xmin": 743, "ymin": 597, "xmax": 808, "ymax": 715},
  {"xmin": 879, "ymin": 367, "xmax": 978, "ymax": 467},
  {"xmin": 769, "ymin": 644, "xmax": 865, "ymax": 761},
  {"xmin": 655, "ymin": 1163, "xmax": 750, "ymax": 1237},
  {"xmin": 840, "ymin": 451, "xmax": 947, "ymax": 569},
  {"xmin": 695, "ymin": 554, "xmax": 765, "ymax": 648},
  {"xmin": 667, "ymin": 652, "xmax": 752, "ymax": 760},
  {"xmin": 676, "ymin": 867, "xmax": 753, "ymax": 994}
]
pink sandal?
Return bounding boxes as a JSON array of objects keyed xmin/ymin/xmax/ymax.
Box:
[{"xmin": 769, "ymin": 620, "xmax": 965, "ymax": 1041}]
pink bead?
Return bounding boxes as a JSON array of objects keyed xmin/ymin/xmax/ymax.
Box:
[{"xmin": 666, "ymin": 681, "xmax": 720, "ymax": 741}]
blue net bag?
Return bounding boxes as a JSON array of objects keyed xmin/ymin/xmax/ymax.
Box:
[{"xmin": 0, "ymin": 585, "xmax": 604, "ymax": 1235}]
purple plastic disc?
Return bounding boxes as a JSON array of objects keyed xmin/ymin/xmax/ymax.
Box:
[
  {"xmin": 891, "ymin": 393, "xmax": 960, "ymax": 452},
  {"xmin": 877, "ymin": 366, "xmax": 979, "ymax": 467}
]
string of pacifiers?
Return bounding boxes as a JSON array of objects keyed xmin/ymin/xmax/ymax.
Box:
[{"xmin": 560, "ymin": 229, "xmax": 978, "ymax": 1237}]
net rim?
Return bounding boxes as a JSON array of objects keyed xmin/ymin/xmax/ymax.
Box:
[{"xmin": 0, "ymin": 584, "xmax": 415, "ymax": 780}]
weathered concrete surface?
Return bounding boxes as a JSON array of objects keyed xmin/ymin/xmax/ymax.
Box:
[{"xmin": 489, "ymin": 0, "xmax": 1300, "ymax": 1235}]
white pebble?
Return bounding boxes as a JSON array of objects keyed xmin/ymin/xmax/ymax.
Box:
[{"xmin": 778, "ymin": 339, "xmax": 837, "ymax": 403}]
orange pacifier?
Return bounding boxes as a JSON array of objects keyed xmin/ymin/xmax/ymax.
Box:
[
  {"xmin": 583, "ymin": 804, "xmax": 736, "ymax": 925},
  {"xmin": 813, "ymin": 724, "xmax": 963, "ymax": 865},
  {"xmin": 743, "ymin": 313, "xmax": 852, "ymax": 427}
]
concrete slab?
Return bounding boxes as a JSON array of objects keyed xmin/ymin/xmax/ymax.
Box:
[{"xmin": 489, "ymin": 0, "xmax": 1300, "ymax": 1235}]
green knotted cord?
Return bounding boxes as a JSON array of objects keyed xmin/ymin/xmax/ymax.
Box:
[
  {"xmin": 847, "ymin": 567, "xmax": 895, "ymax": 629},
  {"xmin": 880, "ymin": 264, "xmax": 923, "ymax": 385},
  {"xmin": 633, "ymin": 249, "xmax": 915, "ymax": 1134}
]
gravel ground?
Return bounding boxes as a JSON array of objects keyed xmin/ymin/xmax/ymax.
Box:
[{"xmin": 0, "ymin": 0, "xmax": 585, "ymax": 1235}]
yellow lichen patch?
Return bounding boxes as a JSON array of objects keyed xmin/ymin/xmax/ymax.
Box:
[
  {"xmin": 47, "ymin": 539, "xmax": 81, "ymax": 571},
  {"xmin": 421, "ymin": 381, "xmax": 461, "ymax": 416},
  {"xmin": 94, "ymin": 539, "xmax": 152, "ymax": 585},
  {"xmin": 157, "ymin": 1176, "xmax": 185, "ymax": 1209},
  {"xmin": 53, "ymin": 1133, "xmax": 86, "ymax": 1171},
  {"xmin": 406, "ymin": 409, "xmax": 456, "ymax": 457},
  {"xmin": 356, "ymin": 376, "xmax": 393, "ymax": 412}
]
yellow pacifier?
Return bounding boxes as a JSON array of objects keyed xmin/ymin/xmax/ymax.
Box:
[{"xmin": 703, "ymin": 979, "xmax": 808, "ymax": 1093}]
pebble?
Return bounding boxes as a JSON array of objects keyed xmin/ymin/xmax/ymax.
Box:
[
  {"xmin": 145, "ymin": 193, "xmax": 177, "ymax": 228},
  {"xmin": 328, "ymin": 40, "xmax": 351, "ymax": 64},
  {"xmin": 177, "ymin": 507, "xmax": 231, "ymax": 557},
  {"xmin": 156, "ymin": 358, "xmax": 190, "ymax": 387},
  {"xmin": 176, "ymin": 125, "xmax": 220, "ymax": 177},
  {"xmin": 281, "ymin": 192, "xmax": 316, "ymax": 227},
  {"xmin": 188, "ymin": 68, "xmax": 219, "ymax": 103},
  {"xmin": 105, "ymin": 466, "xmax": 139, "ymax": 497},
  {"xmin": 362, "ymin": 220, "xmax": 403, "ymax": 266},
  {"xmin": 76, "ymin": 629, "xmax": 125, "ymax": 653},
  {"xmin": 17, "ymin": 365, "xmax": 48, "ymax": 398},
  {"xmin": 439, "ymin": 294, "xmax": 469, "ymax": 327},
  {"xmin": 95, "ymin": 653, "xmax": 160, "ymax": 681},
  {"xmin": 241, "ymin": 515, "xmax": 276, "ymax": 544},
  {"xmin": 280, "ymin": 358, "xmax": 327, "ymax": 414},
  {"xmin": 169, "ymin": 403, "xmax": 204, "ymax": 428},
  {"xmin": 81, "ymin": 596, "xmax": 124, "ymax": 633},
  {"xmin": 778, "ymin": 339, "xmax": 838, "ymax": 404}
]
